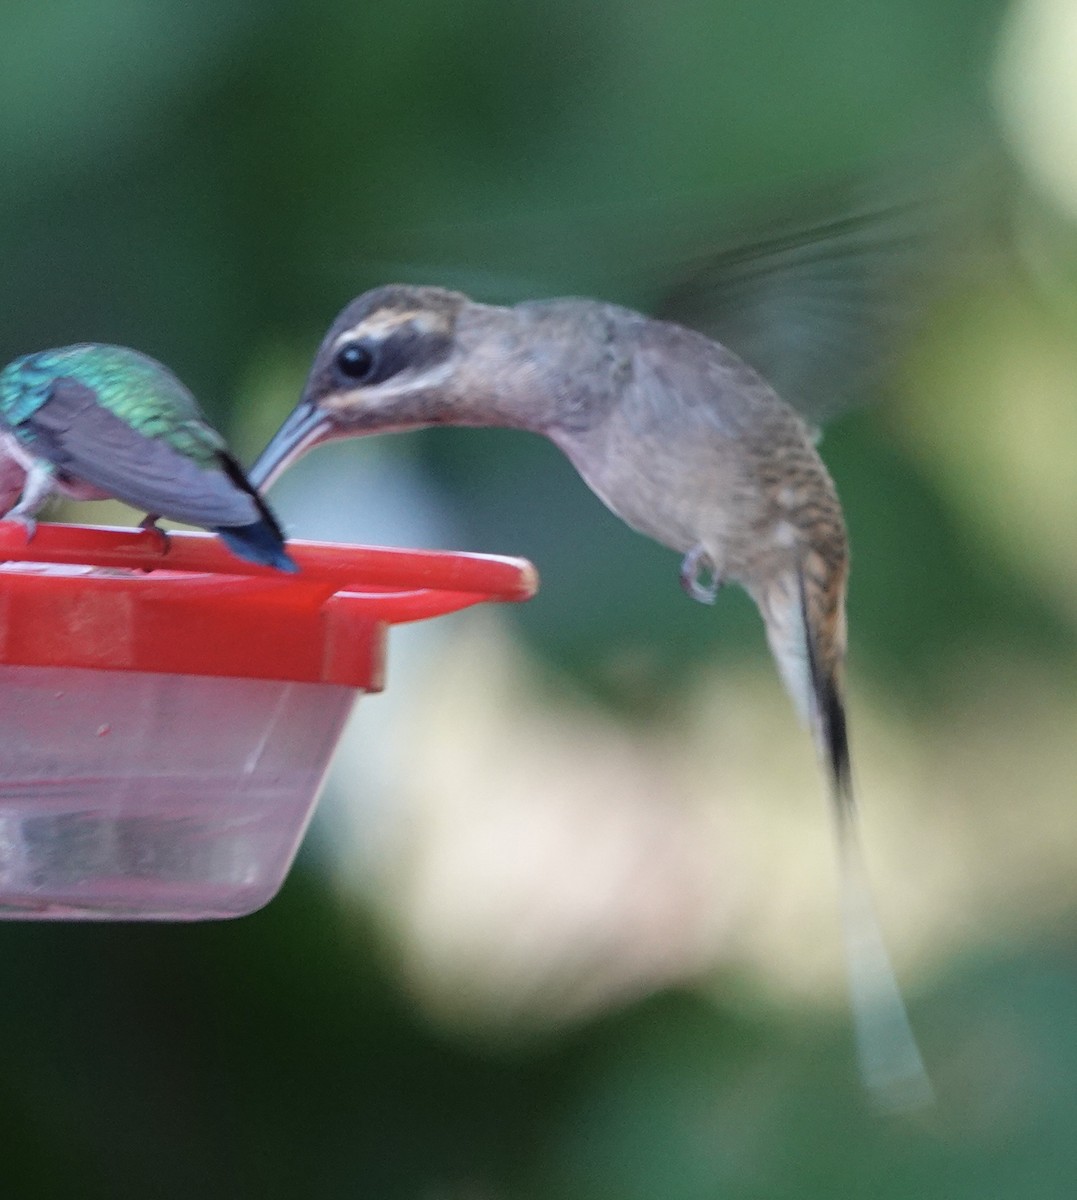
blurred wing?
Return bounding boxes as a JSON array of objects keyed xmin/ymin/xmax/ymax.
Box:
[
  {"xmin": 621, "ymin": 315, "xmax": 812, "ymax": 442},
  {"xmin": 655, "ymin": 155, "xmax": 1012, "ymax": 423},
  {"xmin": 24, "ymin": 379, "xmax": 260, "ymax": 527}
]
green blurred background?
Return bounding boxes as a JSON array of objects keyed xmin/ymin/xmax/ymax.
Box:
[{"xmin": 6, "ymin": 0, "xmax": 1077, "ymax": 1195}]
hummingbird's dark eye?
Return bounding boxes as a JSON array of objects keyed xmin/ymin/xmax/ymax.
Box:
[{"xmin": 334, "ymin": 341, "xmax": 376, "ymax": 383}]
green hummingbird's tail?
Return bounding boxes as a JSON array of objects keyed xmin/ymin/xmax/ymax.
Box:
[
  {"xmin": 794, "ymin": 563, "xmax": 933, "ymax": 1111},
  {"xmin": 215, "ymin": 453, "xmax": 297, "ymax": 572},
  {"xmin": 216, "ymin": 519, "xmax": 298, "ymax": 572}
]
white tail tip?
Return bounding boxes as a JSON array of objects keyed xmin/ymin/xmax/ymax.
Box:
[{"xmin": 839, "ymin": 826, "xmax": 934, "ymax": 1112}]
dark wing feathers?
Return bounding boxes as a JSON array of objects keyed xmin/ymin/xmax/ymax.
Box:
[
  {"xmin": 26, "ymin": 380, "xmax": 260, "ymax": 528},
  {"xmin": 216, "ymin": 450, "xmax": 288, "ymax": 542}
]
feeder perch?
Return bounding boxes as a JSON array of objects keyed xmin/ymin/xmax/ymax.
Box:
[{"xmin": 0, "ymin": 522, "xmax": 537, "ymax": 921}]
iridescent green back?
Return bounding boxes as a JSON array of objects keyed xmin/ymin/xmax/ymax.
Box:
[{"xmin": 0, "ymin": 344, "xmax": 224, "ymax": 466}]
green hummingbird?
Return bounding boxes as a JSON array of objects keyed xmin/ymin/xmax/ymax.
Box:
[{"xmin": 0, "ymin": 343, "xmax": 296, "ymax": 571}]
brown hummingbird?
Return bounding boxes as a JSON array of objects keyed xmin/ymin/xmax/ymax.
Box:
[{"xmin": 250, "ymin": 284, "xmax": 931, "ymax": 1108}]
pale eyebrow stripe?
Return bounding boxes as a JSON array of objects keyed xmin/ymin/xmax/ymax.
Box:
[{"xmin": 332, "ymin": 309, "xmax": 451, "ymax": 347}]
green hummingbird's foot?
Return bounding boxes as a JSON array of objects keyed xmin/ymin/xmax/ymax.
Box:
[
  {"xmin": 680, "ymin": 544, "xmax": 723, "ymax": 604},
  {"xmin": 138, "ymin": 514, "xmax": 170, "ymax": 555},
  {"xmin": 4, "ymin": 460, "xmax": 55, "ymax": 541},
  {"xmin": 3, "ymin": 511, "xmax": 37, "ymax": 542}
]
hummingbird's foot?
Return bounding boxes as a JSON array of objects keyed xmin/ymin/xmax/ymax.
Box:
[
  {"xmin": 3, "ymin": 510, "xmax": 38, "ymax": 542},
  {"xmin": 680, "ymin": 544, "xmax": 723, "ymax": 604},
  {"xmin": 4, "ymin": 461, "xmax": 55, "ymax": 541},
  {"xmin": 138, "ymin": 514, "xmax": 170, "ymax": 555}
]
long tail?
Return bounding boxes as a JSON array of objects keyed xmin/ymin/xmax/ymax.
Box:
[{"xmin": 764, "ymin": 565, "xmax": 932, "ymax": 1109}]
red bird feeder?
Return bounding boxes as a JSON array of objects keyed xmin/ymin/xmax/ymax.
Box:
[{"xmin": 0, "ymin": 522, "xmax": 537, "ymax": 921}]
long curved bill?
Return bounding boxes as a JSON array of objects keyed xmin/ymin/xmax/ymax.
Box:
[{"xmin": 249, "ymin": 401, "xmax": 334, "ymax": 491}]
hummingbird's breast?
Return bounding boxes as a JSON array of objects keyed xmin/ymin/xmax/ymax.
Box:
[
  {"xmin": 549, "ymin": 395, "xmax": 752, "ymax": 560},
  {"xmin": 550, "ymin": 365, "xmax": 846, "ymax": 592},
  {"xmin": 511, "ymin": 300, "xmax": 847, "ymax": 589}
]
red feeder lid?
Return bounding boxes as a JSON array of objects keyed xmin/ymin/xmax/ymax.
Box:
[{"xmin": 0, "ymin": 523, "xmax": 538, "ymax": 691}]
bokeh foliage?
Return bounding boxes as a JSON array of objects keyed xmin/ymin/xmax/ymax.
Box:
[{"xmin": 4, "ymin": 0, "xmax": 1077, "ymax": 1197}]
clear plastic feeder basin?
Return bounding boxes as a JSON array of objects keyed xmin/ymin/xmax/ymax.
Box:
[{"xmin": 0, "ymin": 522, "xmax": 536, "ymax": 921}]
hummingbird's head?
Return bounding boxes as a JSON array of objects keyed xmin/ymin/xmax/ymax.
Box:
[{"xmin": 250, "ymin": 284, "xmax": 471, "ymax": 489}]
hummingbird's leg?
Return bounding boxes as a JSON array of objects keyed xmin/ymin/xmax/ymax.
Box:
[
  {"xmin": 138, "ymin": 513, "xmax": 170, "ymax": 554},
  {"xmin": 680, "ymin": 543, "xmax": 723, "ymax": 604},
  {"xmin": 4, "ymin": 461, "xmax": 57, "ymax": 541}
]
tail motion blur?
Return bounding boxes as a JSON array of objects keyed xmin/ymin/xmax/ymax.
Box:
[{"xmin": 781, "ymin": 560, "xmax": 931, "ymax": 1109}]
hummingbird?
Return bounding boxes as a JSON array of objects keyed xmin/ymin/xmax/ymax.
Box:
[
  {"xmin": 251, "ymin": 284, "xmax": 930, "ymax": 1107},
  {"xmin": 0, "ymin": 343, "xmax": 296, "ymax": 571}
]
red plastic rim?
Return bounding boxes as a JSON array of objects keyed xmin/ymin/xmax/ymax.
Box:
[{"xmin": 0, "ymin": 523, "xmax": 538, "ymax": 689}]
